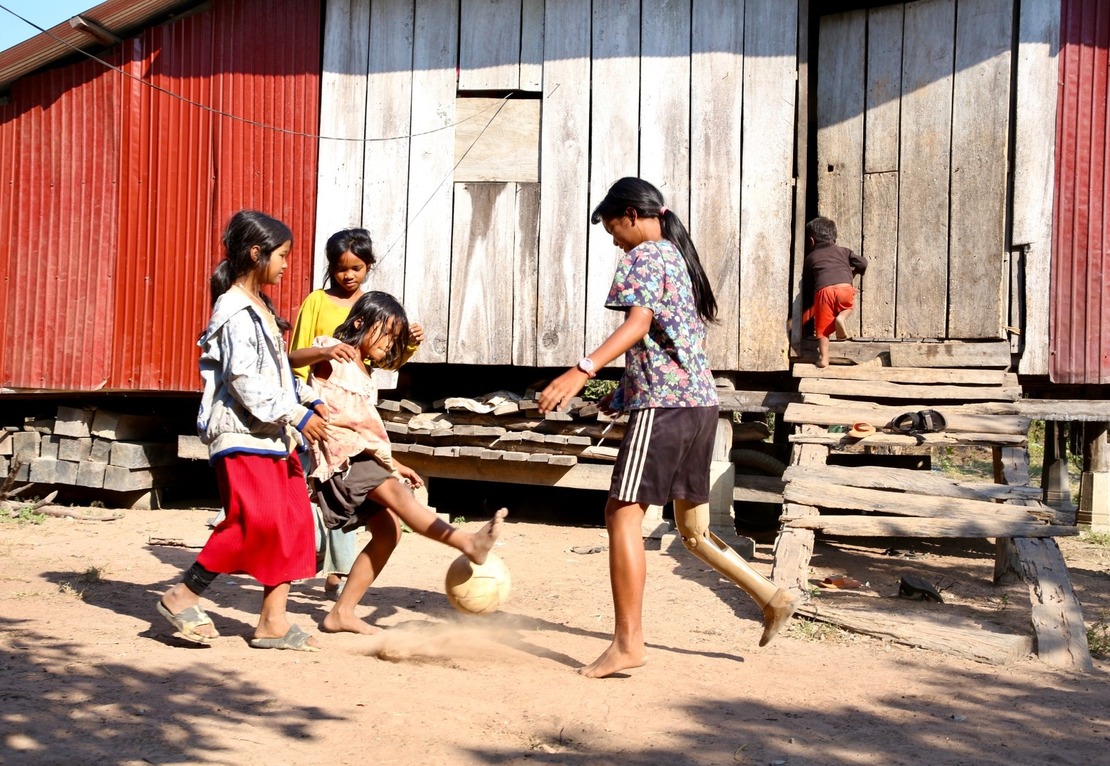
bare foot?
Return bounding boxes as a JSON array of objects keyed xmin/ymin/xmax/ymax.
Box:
[
  {"xmin": 578, "ymin": 641, "xmax": 647, "ymax": 679},
  {"xmin": 465, "ymin": 507, "xmax": 508, "ymax": 565},
  {"xmin": 815, "ymin": 357, "xmax": 829, "ymax": 368},
  {"xmin": 758, "ymin": 588, "xmax": 800, "ymax": 647},
  {"xmin": 834, "ymin": 311, "xmax": 851, "ymax": 339},
  {"xmin": 320, "ymin": 610, "xmax": 381, "ymax": 635}
]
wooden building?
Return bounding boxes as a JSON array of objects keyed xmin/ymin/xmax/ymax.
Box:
[{"xmin": 0, "ymin": 0, "xmax": 1104, "ymax": 388}]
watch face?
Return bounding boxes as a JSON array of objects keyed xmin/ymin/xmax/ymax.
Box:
[{"xmin": 579, "ymin": 358, "xmax": 594, "ymax": 372}]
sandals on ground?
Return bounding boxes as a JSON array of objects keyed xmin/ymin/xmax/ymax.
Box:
[{"xmin": 889, "ymin": 409, "xmax": 947, "ymax": 435}]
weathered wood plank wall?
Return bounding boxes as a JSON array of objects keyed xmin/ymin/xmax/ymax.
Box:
[
  {"xmin": 691, "ymin": 0, "xmax": 744, "ymax": 369},
  {"xmin": 862, "ymin": 4, "xmax": 902, "ymax": 339},
  {"xmin": 948, "ymin": 0, "xmax": 1012, "ymax": 339},
  {"xmin": 316, "ymin": 0, "xmax": 801, "ymax": 373},
  {"xmin": 586, "ymin": 0, "xmax": 640, "ymax": 356},
  {"xmin": 1013, "ymin": 0, "xmax": 1061, "ymax": 375},
  {"xmin": 815, "ymin": 0, "xmax": 1056, "ymax": 349}
]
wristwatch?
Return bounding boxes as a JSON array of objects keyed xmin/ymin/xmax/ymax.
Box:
[{"xmin": 576, "ymin": 357, "xmax": 596, "ymax": 378}]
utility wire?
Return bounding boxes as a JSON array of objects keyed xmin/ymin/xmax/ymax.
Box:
[{"xmin": 0, "ymin": 2, "xmax": 512, "ymax": 142}]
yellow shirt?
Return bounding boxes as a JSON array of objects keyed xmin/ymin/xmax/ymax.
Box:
[{"xmin": 289, "ymin": 289, "xmax": 419, "ymax": 380}]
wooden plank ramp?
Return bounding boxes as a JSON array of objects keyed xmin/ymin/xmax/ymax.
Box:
[{"xmin": 771, "ymin": 361, "xmax": 1092, "ymax": 671}]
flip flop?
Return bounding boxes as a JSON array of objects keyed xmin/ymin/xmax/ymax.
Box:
[
  {"xmin": 249, "ymin": 624, "xmax": 320, "ymax": 652},
  {"xmin": 156, "ymin": 601, "xmax": 220, "ymax": 644},
  {"xmin": 898, "ymin": 574, "xmax": 944, "ymax": 603}
]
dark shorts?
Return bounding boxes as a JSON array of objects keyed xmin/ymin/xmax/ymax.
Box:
[
  {"xmin": 312, "ymin": 456, "xmax": 393, "ymax": 533},
  {"xmin": 609, "ymin": 406, "xmax": 718, "ymax": 506}
]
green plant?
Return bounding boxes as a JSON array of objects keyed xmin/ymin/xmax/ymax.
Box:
[
  {"xmin": 583, "ymin": 378, "xmax": 617, "ymax": 401},
  {"xmin": 452, "ymin": 516, "xmax": 466, "ymax": 524},
  {"xmin": 1080, "ymin": 530, "xmax": 1110, "ymax": 548},
  {"xmin": 5, "ymin": 506, "xmax": 46, "ymax": 525},
  {"xmin": 1088, "ymin": 614, "xmax": 1110, "ymax": 658}
]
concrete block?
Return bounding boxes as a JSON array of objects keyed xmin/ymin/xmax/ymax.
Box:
[
  {"xmin": 57, "ymin": 437, "xmax": 93, "ymax": 463},
  {"xmin": 54, "ymin": 406, "xmax": 95, "ymax": 438},
  {"xmin": 76, "ymin": 461, "xmax": 107, "ymax": 488},
  {"xmin": 29, "ymin": 458, "xmax": 58, "ymax": 484},
  {"xmin": 0, "ymin": 456, "xmax": 8, "ymax": 476},
  {"xmin": 54, "ymin": 460, "xmax": 78, "ymax": 485},
  {"xmin": 92, "ymin": 410, "xmax": 171, "ymax": 441},
  {"xmin": 11, "ymin": 431, "xmax": 40, "ymax": 459},
  {"xmin": 110, "ymin": 441, "xmax": 178, "ymax": 469},
  {"xmin": 0, "ymin": 431, "xmax": 12, "ymax": 456},
  {"xmin": 177, "ymin": 435, "xmax": 208, "ymax": 461},
  {"xmin": 90, "ymin": 438, "xmax": 113, "ymax": 462},
  {"xmin": 39, "ymin": 434, "xmax": 62, "ymax": 460}
]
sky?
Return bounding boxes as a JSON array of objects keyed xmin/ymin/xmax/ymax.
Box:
[{"xmin": 0, "ymin": 1, "xmax": 94, "ymax": 54}]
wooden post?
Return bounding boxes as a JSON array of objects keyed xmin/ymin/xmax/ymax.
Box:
[{"xmin": 1078, "ymin": 421, "xmax": 1109, "ymax": 531}]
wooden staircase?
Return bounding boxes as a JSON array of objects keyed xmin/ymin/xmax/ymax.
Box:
[{"xmin": 771, "ymin": 362, "xmax": 1093, "ymax": 671}]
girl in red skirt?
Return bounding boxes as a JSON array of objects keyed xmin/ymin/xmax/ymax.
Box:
[{"xmin": 157, "ymin": 210, "xmax": 330, "ymax": 651}]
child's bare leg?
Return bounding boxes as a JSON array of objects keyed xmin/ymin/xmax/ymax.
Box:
[
  {"xmin": 580, "ymin": 499, "xmax": 648, "ymax": 679},
  {"xmin": 370, "ymin": 478, "xmax": 507, "ymax": 564},
  {"xmin": 834, "ymin": 308, "xmax": 852, "ymax": 340},
  {"xmin": 816, "ymin": 336, "xmax": 830, "ymax": 368},
  {"xmin": 321, "ymin": 510, "xmax": 402, "ymax": 635},
  {"xmin": 255, "ymin": 583, "xmax": 321, "ymax": 648}
]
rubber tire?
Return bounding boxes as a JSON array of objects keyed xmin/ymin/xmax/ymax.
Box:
[{"xmin": 729, "ymin": 448, "xmax": 787, "ymax": 477}]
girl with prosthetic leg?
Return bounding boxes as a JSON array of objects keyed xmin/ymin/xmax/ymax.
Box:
[{"xmin": 538, "ymin": 177, "xmax": 798, "ymax": 678}]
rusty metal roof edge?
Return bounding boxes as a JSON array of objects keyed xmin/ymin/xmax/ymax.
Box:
[{"xmin": 0, "ymin": 0, "xmax": 204, "ymax": 90}]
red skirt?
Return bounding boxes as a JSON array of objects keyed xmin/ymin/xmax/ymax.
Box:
[{"xmin": 197, "ymin": 452, "xmax": 316, "ymax": 586}]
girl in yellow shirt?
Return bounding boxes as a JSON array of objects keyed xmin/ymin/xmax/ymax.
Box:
[{"xmin": 288, "ymin": 228, "xmax": 422, "ymax": 598}]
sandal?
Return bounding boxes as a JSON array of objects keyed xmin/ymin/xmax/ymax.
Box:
[
  {"xmin": 156, "ymin": 601, "xmax": 220, "ymax": 644},
  {"xmin": 249, "ymin": 624, "xmax": 320, "ymax": 652},
  {"xmin": 889, "ymin": 409, "xmax": 947, "ymax": 434}
]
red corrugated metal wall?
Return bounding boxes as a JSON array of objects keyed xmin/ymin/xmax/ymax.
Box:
[
  {"xmin": 1053, "ymin": 0, "xmax": 1110, "ymax": 385},
  {"xmin": 0, "ymin": 57, "xmax": 122, "ymax": 390},
  {"xmin": 0, "ymin": 0, "xmax": 320, "ymax": 392}
]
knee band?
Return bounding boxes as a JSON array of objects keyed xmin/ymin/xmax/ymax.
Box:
[{"xmin": 183, "ymin": 562, "xmax": 218, "ymax": 595}]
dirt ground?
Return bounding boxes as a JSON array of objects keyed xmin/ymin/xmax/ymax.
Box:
[{"xmin": 2, "ymin": 492, "xmax": 1109, "ymax": 766}]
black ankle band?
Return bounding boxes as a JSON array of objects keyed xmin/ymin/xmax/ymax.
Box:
[{"xmin": 183, "ymin": 562, "xmax": 218, "ymax": 595}]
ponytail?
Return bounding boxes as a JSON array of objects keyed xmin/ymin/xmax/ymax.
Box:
[
  {"xmin": 591, "ymin": 177, "xmax": 718, "ymax": 323},
  {"xmin": 659, "ymin": 210, "xmax": 718, "ymax": 323},
  {"xmin": 207, "ymin": 210, "xmax": 294, "ymax": 332}
]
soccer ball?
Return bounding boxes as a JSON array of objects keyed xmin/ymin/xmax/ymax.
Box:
[{"xmin": 444, "ymin": 552, "xmax": 511, "ymax": 615}]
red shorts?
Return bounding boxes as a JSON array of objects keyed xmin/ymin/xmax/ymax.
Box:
[
  {"xmin": 813, "ymin": 284, "xmax": 856, "ymax": 338},
  {"xmin": 197, "ymin": 452, "xmax": 316, "ymax": 586}
]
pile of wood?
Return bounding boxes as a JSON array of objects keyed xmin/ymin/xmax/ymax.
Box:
[
  {"xmin": 376, "ymin": 391, "xmax": 628, "ymax": 466},
  {"xmin": 0, "ymin": 406, "xmax": 182, "ymax": 508}
]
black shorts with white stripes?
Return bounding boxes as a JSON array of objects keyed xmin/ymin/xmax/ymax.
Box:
[{"xmin": 608, "ymin": 406, "xmax": 718, "ymax": 507}]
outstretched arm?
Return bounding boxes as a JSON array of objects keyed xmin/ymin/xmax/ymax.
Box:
[{"xmin": 537, "ymin": 306, "xmax": 653, "ymax": 414}]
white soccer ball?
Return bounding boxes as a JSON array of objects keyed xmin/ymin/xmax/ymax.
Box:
[{"xmin": 444, "ymin": 552, "xmax": 511, "ymax": 615}]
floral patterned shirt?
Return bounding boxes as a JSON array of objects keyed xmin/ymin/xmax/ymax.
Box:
[{"xmin": 605, "ymin": 239, "xmax": 719, "ymax": 410}]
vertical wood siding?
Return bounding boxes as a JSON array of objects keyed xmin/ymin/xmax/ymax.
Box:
[
  {"xmin": 817, "ymin": 0, "xmax": 1012, "ymax": 343},
  {"xmin": 1052, "ymin": 0, "xmax": 1110, "ymax": 384},
  {"xmin": 319, "ymin": 0, "xmax": 800, "ymax": 372}
]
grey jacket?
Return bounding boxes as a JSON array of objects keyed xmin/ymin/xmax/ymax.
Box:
[{"xmin": 196, "ymin": 287, "xmax": 321, "ymax": 461}]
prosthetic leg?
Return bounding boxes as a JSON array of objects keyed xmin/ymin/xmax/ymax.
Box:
[{"xmin": 674, "ymin": 499, "xmax": 799, "ymax": 646}]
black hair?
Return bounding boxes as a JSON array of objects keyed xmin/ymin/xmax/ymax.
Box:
[
  {"xmin": 333, "ymin": 291, "xmax": 411, "ymax": 370},
  {"xmin": 209, "ymin": 210, "xmax": 293, "ymax": 331},
  {"xmin": 590, "ymin": 177, "xmax": 718, "ymax": 323},
  {"xmin": 322, "ymin": 228, "xmax": 376, "ymax": 288},
  {"xmin": 805, "ymin": 216, "xmax": 838, "ymax": 246}
]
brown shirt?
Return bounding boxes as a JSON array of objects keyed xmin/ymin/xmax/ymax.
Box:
[{"xmin": 803, "ymin": 243, "xmax": 868, "ymax": 293}]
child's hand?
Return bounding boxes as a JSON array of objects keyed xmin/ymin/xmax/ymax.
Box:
[
  {"xmin": 394, "ymin": 460, "xmax": 424, "ymax": 489},
  {"xmin": 301, "ymin": 413, "xmax": 329, "ymax": 444},
  {"xmin": 409, "ymin": 323, "xmax": 426, "ymax": 345},
  {"xmin": 537, "ymin": 369, "xmax": 587, "ymax": 414},
  {"xmin": 598, "ymin": 391, "xmax": 617, "ymax": 415},
  {"xmin": 326, "ymin": 343, "xmax": 361, "ymax": 363},
  {"xmin": 313, "ymin": 402, "xmax": 331, "ymax": 421}
]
